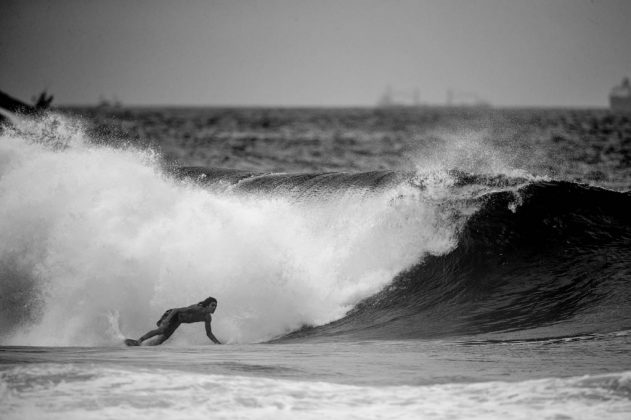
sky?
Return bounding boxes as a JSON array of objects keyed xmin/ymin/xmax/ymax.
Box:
[{"xmin": 1, "ymin": 0, "xmax": 630, "ymax": 107}]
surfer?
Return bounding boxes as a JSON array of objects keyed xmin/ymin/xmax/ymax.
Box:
[{"xmin": 127, "ymin": 297, "xmax": 222, "ymax": 346}]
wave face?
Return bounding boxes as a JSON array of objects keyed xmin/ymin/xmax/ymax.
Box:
[{"xmin": 281, "ymin": 181, "xmax": 631, "ymax": 341}]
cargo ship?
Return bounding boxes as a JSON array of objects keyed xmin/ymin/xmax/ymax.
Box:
[{"xmin": 609, "ymin": 77, "xmax": 631, "ymax": 112}]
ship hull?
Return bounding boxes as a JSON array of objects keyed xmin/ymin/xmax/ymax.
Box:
[{"xmin": 610, "ymin": 96, "xmax": 631, "ymax": 112}]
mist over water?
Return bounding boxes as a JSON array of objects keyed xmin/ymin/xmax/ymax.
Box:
[{"xmin": 0, "ymin": 114, "xmax": 469, "ymax": 345}]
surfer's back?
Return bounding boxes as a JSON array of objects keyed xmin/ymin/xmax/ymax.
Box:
[{"xmin": 176, "ymin": 304, "xmax": 213, "ymax": 323}]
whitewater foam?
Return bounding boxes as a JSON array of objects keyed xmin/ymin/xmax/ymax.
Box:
[
  {"xmin": 2, "ymin": 364, "xmax": 630, "ymax": 420},
  {"xmin": 0, "ymin": 115, "xmax": 466, "ymax": 345}
]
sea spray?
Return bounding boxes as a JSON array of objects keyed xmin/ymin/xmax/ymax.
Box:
[
  {"xmin": 410, "ymin": 127, "xmax": 534, "ymax": 180},
  {"xmin": 0, "ymin": 115, "xmax": 468, "ymax": 345}
]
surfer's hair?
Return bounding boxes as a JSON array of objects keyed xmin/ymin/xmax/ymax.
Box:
[{"xmin": 199, "ymin": 297, "xmax": 217, "ymax": 307}]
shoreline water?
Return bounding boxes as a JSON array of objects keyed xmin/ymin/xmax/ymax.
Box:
[
  {"xmin": 2, "ymin": 332, "xmax": 631, "ymax": 385},
  {"xmin": 2, "ymin": 341, "xmax": 631, "ymax": 419}
]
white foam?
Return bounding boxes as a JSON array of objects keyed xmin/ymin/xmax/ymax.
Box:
[
  {"xmin": 2, "ymin": 364, "xmax": 630, "ymax": 420},
  {"xmin": 0, "ymin": 115, "xmax": 464, "ymax": 345}
]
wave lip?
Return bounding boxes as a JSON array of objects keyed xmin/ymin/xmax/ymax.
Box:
[{"xmin": 173, "ymin": 166, "xmax": 403, "ymax": 197}]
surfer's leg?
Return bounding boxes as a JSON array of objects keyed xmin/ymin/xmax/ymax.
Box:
[
  {"xmin": 146, "ymin": 333, "xmax": 170, "ymax": 346},
  {"xmin": 138, "ymin": 327, "xmax": 163, "ymax": 343},
  {"xmin": 140, "ymin": 322, "xmax": 180, "ymax": 345}
]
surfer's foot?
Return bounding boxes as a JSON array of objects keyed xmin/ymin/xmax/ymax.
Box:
[{"xmin": 124, "ymin": 338, "xmax": 140, "ymax": 346}]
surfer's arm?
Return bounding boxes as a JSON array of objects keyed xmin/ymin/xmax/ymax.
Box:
[{"xmin": 205, "ymin": 315, "xmax": 221, "ymax": 344}]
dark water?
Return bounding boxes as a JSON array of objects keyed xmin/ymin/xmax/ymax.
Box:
[
  {"xmin": 1, "ymin": 106, "xmax": 630, "ymax": 418},
  {"xmin": 76, "ymin": 106, "xmax": 631, "ymax": 190}
]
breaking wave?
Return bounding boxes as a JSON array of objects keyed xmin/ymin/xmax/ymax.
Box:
[{"xmin": 1, "ymin": 115, "xmax": 629, "ymax": 345}]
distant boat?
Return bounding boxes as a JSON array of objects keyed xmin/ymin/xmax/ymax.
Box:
[
  {"xmin": 377, "ymin": 86, "xmax": 422, "ymax": 108},
  {"xmin": 97, "ymin": 95, "xmax": 122, "ymax": 110},
  {"xmin": 376, "ymin": 87, "xmax": 491, "ymax": 109},
  {"xmin": 609, "ymin": 77, "xmax": 631, "ymax": 112}
]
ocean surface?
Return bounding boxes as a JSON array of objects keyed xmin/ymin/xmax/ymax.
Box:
[{"xmin": 1, "ymin": 106, "xmax": 630, "ymax": 419}]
